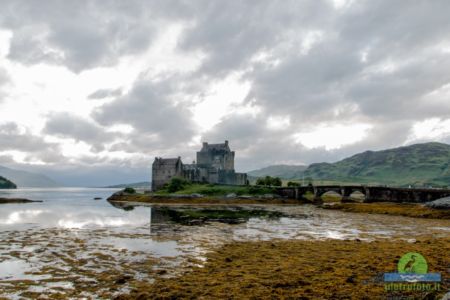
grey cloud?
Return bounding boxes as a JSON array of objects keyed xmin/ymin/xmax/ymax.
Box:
[
  {"xmin": 93, "ymin": 79, "xmax": 196, "ymax": 148},
  {"xmin": 88, "ymin": 88, "xmax": 122, "ymax": 100},
  {"xmin": 0, "ymin": 123, "xmax": 64, "ymax": 163},
  {"xmin": 0, "ymin": 68, "xmax": 9, "ymax": 85},
  {"xmin": 0, "ymin": 1, "xmax": 159, "ymax": 72},
  {"xmin": 179, "ymin": 1, "xmax": 333, "ymax": 77},
  {"xmin": 176, "ymin": 0, "xmax": 450, "ymax": 126},
  {"xmin": 44, "ymin": 113, "xmax": 116, "ymax": 151},
  {"xmin": 0, "ymin": 155, "xmax": 14, "ymax": 164},
  {"xmin": 0, "ymin": 68, "xmax": 10, "ymax": 102}
]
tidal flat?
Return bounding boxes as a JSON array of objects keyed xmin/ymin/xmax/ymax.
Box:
[
  {"xmin": 117, "ymin": 237, "xmax": 450, "ymax": 299},
  {"xmin": 0, "ymin": 188, "xmax": 449, "ymax": 299}
]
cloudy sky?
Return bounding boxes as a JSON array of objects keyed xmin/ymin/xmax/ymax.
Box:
[{"xmin": 1, "ymin": 0, "xmax": 450, "ymax": 186}]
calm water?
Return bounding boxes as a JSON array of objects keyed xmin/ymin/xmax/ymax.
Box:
[
  {"xmin": 0, "ymin": 188, "xmax": 148, "ymax": 230},
  {"xmin": 0, "ymin": 188, "xmax": 449, "ymax": 298}
]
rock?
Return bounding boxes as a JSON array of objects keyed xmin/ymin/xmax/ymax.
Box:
[
  {"xmin": 190, "ymin": 193, "xmax": 204, "ymax": 198},
  {"xmin": 93, "ymin": 197, "xmax": 102, "ymax": 200},
  {"xmin": 115, "ymin": 275, "xmax": 132, "ymax": 285},
  {"xmin": 425, "ymin": 197, "xmax": 450, "ymax": 209},
  {"xmin": 156, "ymin": 269, "xmax": 167, "ymax": 275},
  {"xmin": 345, "ymin": 275, "xmax": 357, "ymax": 284}
]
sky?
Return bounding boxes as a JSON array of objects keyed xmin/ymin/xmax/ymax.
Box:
[{"xmin": 1, "ymin": 0, "xmax": 450, "ymax": 186}]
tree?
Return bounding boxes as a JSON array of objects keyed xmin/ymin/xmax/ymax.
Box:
[
  {"xmin": 272, "ymin": 177, "xmax": 282, "ymax": 186},
  {"xmin": 287, "ymin": 181, "xmax": 300, "ymax": 187},
  {"xmin": 256, "ymin": 176, "xmax": 282, "ymax": 187},
  {"xmin": 123, "ymin": 187, "xmax": 136, "ymax": 194}
]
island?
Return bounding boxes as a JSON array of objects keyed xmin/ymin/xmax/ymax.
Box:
[{"xmin": 0, "ymin": 198, "xmax": 42, "ymax": 204}]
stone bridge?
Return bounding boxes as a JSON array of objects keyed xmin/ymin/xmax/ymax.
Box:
[{"xmin": 275, "ymin": 185, "xmax": 450, "ymax": 203}]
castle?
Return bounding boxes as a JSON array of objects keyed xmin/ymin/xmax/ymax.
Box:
[{"xmin": 152, "ymin": 141, "xmax": 248, "ymax": 191}]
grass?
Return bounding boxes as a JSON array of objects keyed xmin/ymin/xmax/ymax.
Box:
[{"xmin": 154, "ymin": 183, "xmax": 277, "ymax": 196}]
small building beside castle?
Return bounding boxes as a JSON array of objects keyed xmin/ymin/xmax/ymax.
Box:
[{"xmin": 151, "ymin": 141, "xmax": 247, "ymax": 191}]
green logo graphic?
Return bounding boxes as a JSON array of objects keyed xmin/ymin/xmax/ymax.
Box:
[{"xmin": 397, "ymin": 252, "xmax": 428, "ymax": 274}]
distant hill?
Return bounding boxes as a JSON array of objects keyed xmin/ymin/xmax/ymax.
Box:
[
  {"xmin": 105, "ymin": 181, "xmax": 151, "ymax": 189},
  {"xmin": 0, "ymin": 175, "xmax": 16, "ymax": 189},
  {"xmin": 303, "ymin": 142, "xmax": 450, "ymax": 187},
  {"xmin": 247, "ymin": 164, "xmax": 308, "ymax": 179},
  {"xmin": 0, "ymin": 165, "xmax": 61, "ymax": 188}
]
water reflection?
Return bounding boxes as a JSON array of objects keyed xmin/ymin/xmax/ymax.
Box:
[{"xmin": 0, "ymin": 188, "xmax": 149, "ymax": 230}]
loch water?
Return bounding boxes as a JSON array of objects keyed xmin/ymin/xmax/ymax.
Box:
[{"xmin": 0, "ymin": 188, "xmax": 449, "ymax": 298}]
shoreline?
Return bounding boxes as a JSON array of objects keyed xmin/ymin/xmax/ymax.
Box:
[
  {"xmin": 107, "ymin": 193, "xmax": 305, "ymax": 205},
  {"xmin": 107, "ymin": 193, "xmax": 450, "ymax": 219}
]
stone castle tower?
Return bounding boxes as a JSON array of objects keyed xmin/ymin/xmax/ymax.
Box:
[{"xmin": 151, "ymin": 141, "xmax": 247, "ymax": 191}]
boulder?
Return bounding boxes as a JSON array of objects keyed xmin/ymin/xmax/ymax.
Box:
[{"xmin": 425, "ymin": 197, "xmax": 450, "ymax": 210}]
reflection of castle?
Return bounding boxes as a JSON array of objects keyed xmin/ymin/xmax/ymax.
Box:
[{"xmin": 152, "ymin": 141, "xmax": 248, "ymax": 191}]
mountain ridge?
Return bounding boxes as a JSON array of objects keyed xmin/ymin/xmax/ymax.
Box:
[
  {"xmin": 247, "ymin": 164, "xmax": 308, "ymax": 179},
  {"xmin": 0, "ymin": 165, "xmax": 61, "ymax": 188},
  {"xmin": 248, "ymin": 142, "xmax": 450, "ymax": 187}
]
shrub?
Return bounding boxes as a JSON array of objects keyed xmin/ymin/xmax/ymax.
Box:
[
  {"xmin": 255, "ymin": 176, "xmax": 282, "ymax": 187},
  {"xmin": 123, "ymin": 187, "xmax": 136, "ymax": 194},
  {"xmin": 166, "ymin": 177, "xmax": 191, "ymax": 193}
]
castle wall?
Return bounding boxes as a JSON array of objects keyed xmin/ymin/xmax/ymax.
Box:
[
  {"xmin": 152, "ymin": 158, "xmax": 183, "ymax": 191},
  {"xmin": 235, "ymin": 173, "xmax": 248, "ymax": 185},
  {"xmin": 218, "ymin": 170, "xmax": 248, "ymax": 185},
  {"xmin": 196, "ymin": 141, "xmax": 234, "ymax": 171}
]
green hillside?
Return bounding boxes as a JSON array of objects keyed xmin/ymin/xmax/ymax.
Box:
[
  {"xmin": 0, "ymin": 176, "xmax": 17, "ymax": 189},
  {"xmin": 247, "ymin": 164, "xmax": 308, "ymax": 179},
  {"xmin": 303, "ymin": 142, "xmax": 450, "ymax": 187}
]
